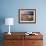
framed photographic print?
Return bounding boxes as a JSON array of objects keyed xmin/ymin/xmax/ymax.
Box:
[{"xmin": 18, "ymin": 9, "xmax": 36, "ymax": 23}]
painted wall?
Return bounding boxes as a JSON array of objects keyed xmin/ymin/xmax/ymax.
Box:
[
  {"xmin": 0, "ymin": 0, "xmax": 46, "ymax": 32},
  {"xmin": 0, "ymin": 0, "xmax": 46, "ymax": 46}
]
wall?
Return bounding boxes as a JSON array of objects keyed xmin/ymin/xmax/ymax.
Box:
[
  {"xmin": 0, "ymin": 0, "xmax": 46, "ymax": 46},
  {"xmin": 0, "ymin": 0, "xmax": 46, "ymax": 32}
]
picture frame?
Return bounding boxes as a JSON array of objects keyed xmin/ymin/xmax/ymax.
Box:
[{"xmin": 18, "ymin": 9, "xmax": 36, "ymax": 23}]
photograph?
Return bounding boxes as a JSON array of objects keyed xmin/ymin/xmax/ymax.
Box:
[{"xmin": 18, "ymin": 9, "xmax": 36, "ymax": 23}]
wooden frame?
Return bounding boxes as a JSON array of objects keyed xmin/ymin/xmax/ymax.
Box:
[{"xmin": 18, "ymin": 9, "xmax": 36, "ymax": 23}]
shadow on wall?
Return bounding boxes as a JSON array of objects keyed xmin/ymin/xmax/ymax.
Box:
[
  {"xmin": 0, "ymin": 16, "xmax": 5, "ymax": 46},
  {"xmin": 0, "ymin": 33, "xmax": 4, "ymax": 46},
  {"xmin": 0, "ymin": 16, "xmax": 5, "ymax": 32}
]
